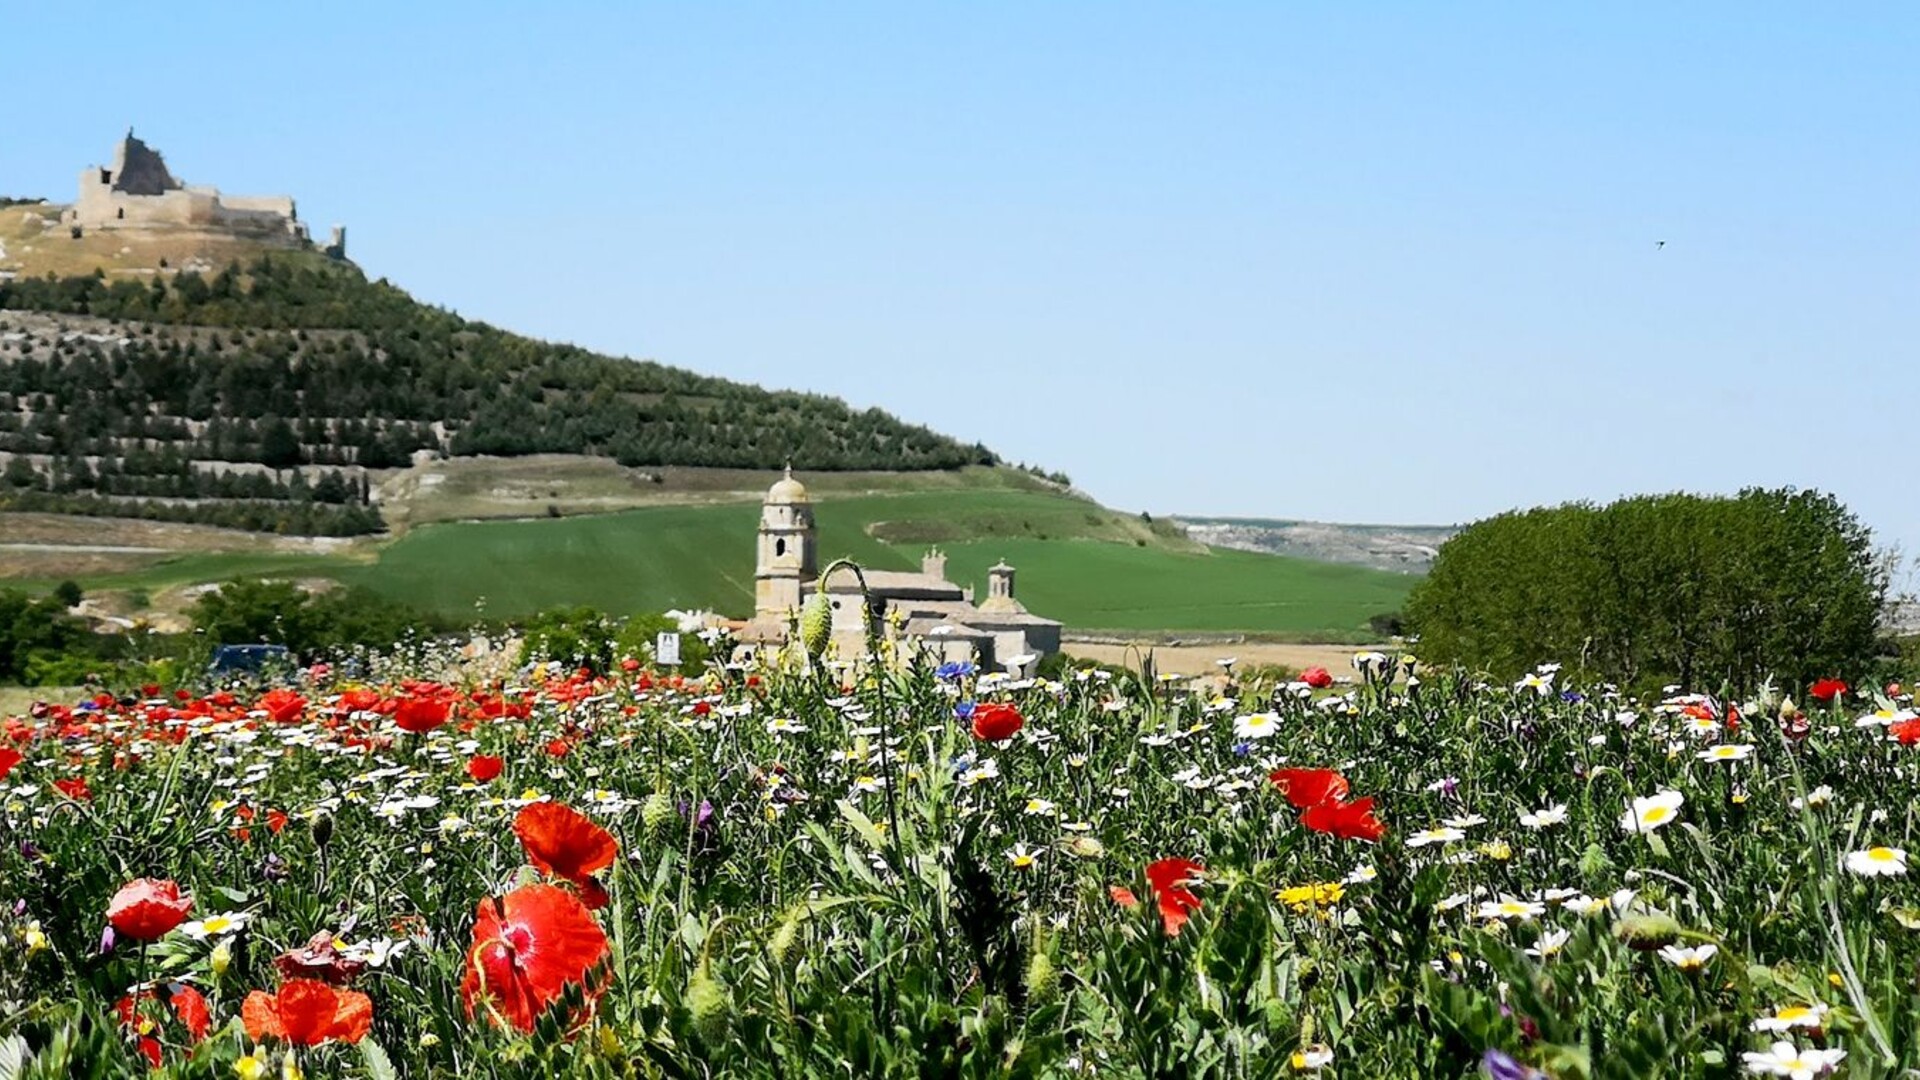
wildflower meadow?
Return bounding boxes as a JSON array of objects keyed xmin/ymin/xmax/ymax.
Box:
[{"xmin": 2, "ymin": 644, "xmax": 1916, "ymax": 1078}]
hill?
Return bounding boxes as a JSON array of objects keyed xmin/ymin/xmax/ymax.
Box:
[
  {"xmin": 1175, "ymin": 516, "xmax": 1456, "ymax": 572},
  {"xmin": 0, "ymin": 239, "xmax": 1003, "ymax": 537}
]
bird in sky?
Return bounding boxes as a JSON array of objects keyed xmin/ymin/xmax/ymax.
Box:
[{"xmin": 1655, "ymin": 240, "xmax": 1666, "ymax": 250}]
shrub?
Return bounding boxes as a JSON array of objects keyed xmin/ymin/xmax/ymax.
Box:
[{"xmin": 1405, "ymin": 487, "xmax": 1888, "ymax": 691}]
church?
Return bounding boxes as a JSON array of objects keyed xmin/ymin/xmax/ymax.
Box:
[{"xmin": 739, "ymin": 468, "xmax": 1062, "ymax": 670}]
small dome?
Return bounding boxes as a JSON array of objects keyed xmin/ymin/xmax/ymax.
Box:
[{"xmin": 766, "ymin": 465, "xmax": 809, "ymax": 504}]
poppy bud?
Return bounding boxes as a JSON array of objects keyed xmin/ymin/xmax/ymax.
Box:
[
  {"xmin": 687, "ymin": 961, "xmax": 732, "ymax": 1047},
  {"xmin": 310, "ymin": 812, "xmax": 333, "ymax": 849},
  {"xmin": 768, "ymin": 916, "xmax": 800, "ymax": 967},
  {"xmin": 1023, "ymin": 949, "xmax": 1058, "ymax": 1003},
  {"xmin": 1024, "ymin": 924, "xmax": 1058, "ymax": 1002},
  {"xmin": 1611, "ymin": 912, "xmax": 1682, "ymax": 951},
  {"xmin": 641, "ymin": 792, "xmax": 675, "ymax": 837},
  {"xmin": 799, "ymin": 592, "xmax": 832, "ymax": 660},
  {"xmin": 1577, "ymin": 842, "xmax": 1612, "ymax": 880}
]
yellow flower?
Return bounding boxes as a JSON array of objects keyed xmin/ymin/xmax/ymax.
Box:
[
  {"xmin": 211, "ymin": 939, "xmax": 233, "ymax": 977},
  {"xmin": 22, "ymin": 921, "xmax": 48, "ymax": 955},
  {"xmin": 1276, "ymin": 883, "xmax": 1345, "ymax": 914},
  {"xmin": 1477, "ymin": 840, "xmax": 1513, "ymax": 861},
  {"xmin": 233, "ymin": 1055, "xmax": 267, "ymax": 1080}
]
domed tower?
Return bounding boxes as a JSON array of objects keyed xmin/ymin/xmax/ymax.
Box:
[{"xmin": 754, "ymin": 465, "xmax": 817, "ymax": 623}]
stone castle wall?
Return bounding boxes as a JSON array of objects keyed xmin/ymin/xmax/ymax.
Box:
[{"xmin": 64, "ymin": 134, "xmax": 322, "ymax": 248}]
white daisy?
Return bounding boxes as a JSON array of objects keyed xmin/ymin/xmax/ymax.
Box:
[
  {"xmin": 1844, "ymin": 846, "xmax": 1907, "ymax": 877},
  {"xmin": 1520, "ymin": 804, "xmax": 1568, "ymax": 829},
  {"xmin": 1620, "ymin": 790, "xmax": 1684, "ymax": 834}
]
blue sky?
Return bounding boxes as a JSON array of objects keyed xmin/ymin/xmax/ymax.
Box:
[{"xmin": 5, "ymin": 4, "xmax": 1916, "ymax": 556}]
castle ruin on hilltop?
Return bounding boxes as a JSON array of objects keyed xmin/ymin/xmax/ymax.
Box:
[{"xmin": 61, "ymin": 130, "xmax": 345, "ymax": 257}]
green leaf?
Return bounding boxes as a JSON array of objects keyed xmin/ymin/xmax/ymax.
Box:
[{"xmin": 360, "ymin": 1038, "xmax": 399, "ymax": 1080}]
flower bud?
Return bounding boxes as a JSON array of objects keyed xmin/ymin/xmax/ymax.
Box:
[
  {"xmin": 799, "ymin": 592, "xmax": 833, "ymax": 660},
  {"xmin": 641, "ymin": 791, "xmax": 675, "ymax": 837},
  {"xmin": 687, "ymin": 961, "xmax": 733, "ymax": 1048},
  {"xmin": 1612, "ymin": 911, "xmax": 1682, "ymax": 951}
]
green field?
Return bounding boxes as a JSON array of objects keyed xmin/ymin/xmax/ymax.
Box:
[
  {"xmin": 335, "ymin": 491, "xmax": 1412, "ymax": 635},
  {"xmin": 6, "ymin": 486, "xmax": 1416, "ymax": 637}
]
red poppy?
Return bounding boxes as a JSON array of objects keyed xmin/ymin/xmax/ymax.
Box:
[
  {"xmin": 462, "ymin": 884, "xmax": 610, "ymax": 1033},
  {"xmin": 266, "ymin": 809, "xmax": 289, "ymax": 834},
  {"xmin": 107, "ymin": 878, "xmax": 193, "ymax": 940},
  {"xmin": 467, "ymin": 754, "xmax": 505, "ymax": 782},
  {"xmin": 337, "ymin": 688, "xmax": 383, "ymax": 713},
  {"xmin": 1301, "ymin": 796, "xmax": 1387, "ymax": 843},
  {"xmin": 393, "ymin": 692, "xmax": 453, "ymax": 734},
  {"xmin": 0, "ymin": 747, "xmax": 19, "ymax": 781},
  {"xmin": 114, "ymin": 983, "xmax": 212, "ymax": 1049},
  {"xmin": 1144, "ymin": 858, "xmax": 1205, "ymax": 936},
  {"xmin": 1892, "ymin": 718, "xmax": 1920, "ymax": 746},
  {"xmin": 1109, "ymin": 885, "xmax": 1139, "ymax": 908},
  {"xmin": 258, "ymin": 688, "xmax": 308, "ymax": 724},
  {"xmin": 169, "ymin": 985, "xmax": 211, "ymax": 1041},
  {"xmin": 1300, "ymin": 666, "xmax": 1333, "ymax": 689},
  {"xmin": 515, "ymin": 802, "xmax": 618, "ymax": 909},
  {"xmin": 970, "ymin": 702, "xmax": 1024, "ymax": 742},
  {"xmin": 1809, "ymin": 679, "xmax": 1848, "ymax": 703},
  {"xmin": 545, "ymin": 738, "xmax": 572, "ymax": 759},
  {"xmin": 1268, "ymin": 767, "xmax": 1351, "ymax": 809},
  {"xmin": 54, "ymin": 776, "xmax": 92, "ymax": 801},
  {"xmin": 242, "ymin": 979, "xmax": 373, "ymax": 1046}
]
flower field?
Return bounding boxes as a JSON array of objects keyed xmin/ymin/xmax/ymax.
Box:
[{"xmin": 2, "ymin": 650, "xmax": 1917, "ymax": 1078}]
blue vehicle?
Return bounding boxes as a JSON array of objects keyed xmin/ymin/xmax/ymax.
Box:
[{"xmin": 206, "ymin": 644, "xmax": 292, "ymax": 682}]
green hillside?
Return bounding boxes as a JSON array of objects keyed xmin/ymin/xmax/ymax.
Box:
[
  {"xmin": 333, "ymin": 491, "xmax": 1412, "ymax": 635},
  {"xmin": 0, "ymin": 254, "xmax": 1005, "ymax": 536},
  {"xmin": 6, "ymin": 484, "xmax": 1415, "ymax": 637}
]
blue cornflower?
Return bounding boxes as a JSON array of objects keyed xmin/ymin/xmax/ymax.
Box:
[{"xmin": 936, "ymin": 661, "xmax": 976, "ymax": 682}]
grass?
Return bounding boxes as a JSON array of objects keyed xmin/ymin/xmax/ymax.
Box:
[
  {"xmin": 338, "ymin": 491, "xmax": 1411, "ymax": 633},
  {"xmin": 930, "ymin": 539, "xmax": 1412, "ymax": 636},
  {"xmin": 6, "ymin": 480, "xmax": 1414, "ymax": 635}
]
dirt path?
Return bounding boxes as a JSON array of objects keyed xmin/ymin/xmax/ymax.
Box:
[{"xmin": 1062, "ymin": 641, "xmax": 1381, "ymax": 677}]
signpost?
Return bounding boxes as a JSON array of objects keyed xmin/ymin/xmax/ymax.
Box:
[{"xmin": 656, "ymin": 631, "xmax": 682, "ymax": 668}]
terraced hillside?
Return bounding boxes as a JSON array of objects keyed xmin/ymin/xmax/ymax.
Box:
[{"xmin": 0, "ymin": 253, "xmax": 1000, "ymax": 536}]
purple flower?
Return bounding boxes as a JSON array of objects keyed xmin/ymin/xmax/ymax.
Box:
[
  {"xmin": 954, "ymin": 701, "xmax": 976, "ymax": 722},
  {"xmin": 98, "ymin": 924, "xmax": 116, "ymax": 955},
  {"xmin": 1482, "ymin": 1050, "xmax": 1547, "ymax": 1080},
  {"xmin": 676, "ymin": 799, "xmax": 720, "ymax": 850},
  {"xmin": 1231, "ymin": 741, "xmax": 1253, "ymax": 757}
]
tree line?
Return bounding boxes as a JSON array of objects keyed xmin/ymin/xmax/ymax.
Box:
[{"xmin": 1405, "ymin": 487, "xmax": 1890, "ymax": 693}]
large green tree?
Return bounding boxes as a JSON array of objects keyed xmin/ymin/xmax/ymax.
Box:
[{"xmin": 1405, "ymin": 487, "xmax": 1889, "ymax": 692}]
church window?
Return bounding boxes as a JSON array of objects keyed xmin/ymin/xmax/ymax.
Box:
[
  {"xmin": 775, "ymin": 538, "xmax": 786, "ymax": 556},
  {"xmin": 116, "ymin": 208, "xmax": 125, "ymax": 220}
]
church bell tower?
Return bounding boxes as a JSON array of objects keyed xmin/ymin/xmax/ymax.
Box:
[{"xmin": 754, "ymin": 465, "xmax": 817, "ymax": 622}]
